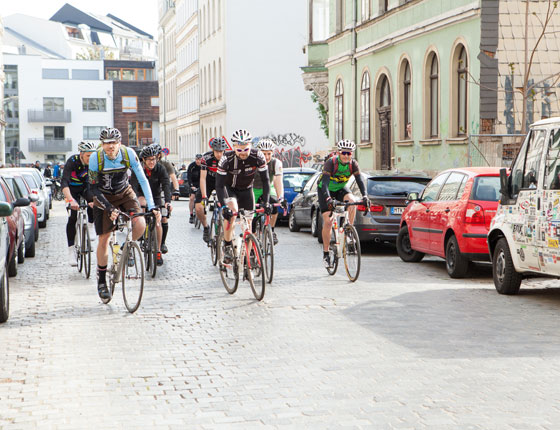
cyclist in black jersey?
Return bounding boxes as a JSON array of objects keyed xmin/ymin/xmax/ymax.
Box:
[
  {"xmin": 187, "ymin": 154, "xmax": 202, "ymax": 224},
  {"xmin": 130, "ymin": 145, "xmax": 172, "ymax": 266},
  {"xmin": 62, "ymin": 141, "xmax": 97, "ymax": 266},
  {"xmin": 216, "ymin": 129, "xmax": 270, "ymax": 263},
  {"xmin": 197, "ymin": 138, "xmax": 228, "ymax": 242}
]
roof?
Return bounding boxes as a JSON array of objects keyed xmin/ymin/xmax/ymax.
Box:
[
  {"xmin": 106, "ymin": 14, "xmax": 153, "ymax": 39},
  {"xmin": 363, "ymin": 170, "xmax": 431, "ymax": 179},
  {"xmin": 440, "ymin": 166, "xmax": 502, "ymax": 176},
  {"xmin": 283, "ymin": 167, "xmax": 318, "ymax": 174},
  {"xmin": 50, "ymin": 3, "xmax": 113, "ymax": 33},
  {"xmin": 531, "ymin": 117, "xmax": 560, "ymax": 128},
  {"xmin": 4, "ymin": 27, "xmax": 66, "ymax": 59}
]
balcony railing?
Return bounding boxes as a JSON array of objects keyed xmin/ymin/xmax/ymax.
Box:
[
  {"xmin": 28, "ymin": 138, "xmax": 72, "ymax": 152},
  {"xmin": 28, "ymin": 109, "xmax": 72, "ymax": 123}
]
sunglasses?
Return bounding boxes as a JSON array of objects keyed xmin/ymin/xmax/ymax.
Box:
[
  {"xmin": 340, "ymin": 151, "xmax": 353, "ymax": 156},
  {"xmin": 235, "ymin": 147, "xmax": 250, "ymax": 153}
]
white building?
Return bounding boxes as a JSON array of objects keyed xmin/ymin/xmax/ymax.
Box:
[
  {"xmin": 0, "ymin": 17, "xmax": 5, "ymax": 166},
  {"xmin": 2, "ymin": 53, "xmax": 112, "ymax": 165}
]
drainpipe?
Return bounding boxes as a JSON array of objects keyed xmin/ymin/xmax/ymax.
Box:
[{"xmin": 351, "ymin": 0, "xmax": 358, "ymax": 153}]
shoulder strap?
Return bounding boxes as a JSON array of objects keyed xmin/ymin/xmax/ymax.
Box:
[
  {"xmin": 97, "ymin": 148, "xmax": 104, "ymax": 171},
  {"xmin": 333, "ymin": 155, "xmax": 339, "ymax": 175},
  {"xmin": 121, "ymin": 147, "xmax": 131, "ymax": 168}
]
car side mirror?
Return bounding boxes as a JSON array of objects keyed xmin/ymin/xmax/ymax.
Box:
[
  {"xmin": 0, "ymin": 202, "xmax": 14, "ymax": 217},
  {"xmin": 407, "ymin": 192, "xmax": 419, "ymax": 202},
  {"xmin": 499, "ymin": 168, "xmax": 511, "ymax": 204},
  {"xmin": 13, "ymin": 197, "xmax": 30, "ymax": 207},
  {"xmin": 294, "ymin": 186, "xmax": 303, "ymax": 193},
  {"xmin": 29, "ymin": 194, "xmax": 39, "ymax": 203}
]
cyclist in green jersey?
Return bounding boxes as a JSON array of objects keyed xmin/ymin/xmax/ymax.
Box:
[{"xmin": 317, "ymin": 139, "xmax": 369, "ymax": 268}]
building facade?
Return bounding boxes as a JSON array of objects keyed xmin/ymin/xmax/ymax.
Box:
[
  {"xmin": 0, "ymin": 17, "xmax": 5, "ymax": 166},
  {"xmin": 303, "ymin": 0, "xmax": 560, "ymax": 173}
]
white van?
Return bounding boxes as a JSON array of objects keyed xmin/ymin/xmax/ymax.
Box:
[{"xmin": 488, "ymin": 117, "xmax": 560, "ymax": 294}]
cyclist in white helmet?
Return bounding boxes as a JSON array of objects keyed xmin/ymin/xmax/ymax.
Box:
[{"xmin": 317, "ymin": 139, "xmax": 369, "ymax": 268}]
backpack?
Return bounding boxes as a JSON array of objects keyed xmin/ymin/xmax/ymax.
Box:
[{"xmin": 97, "ymin": 147, "xmax": 131, "ymax": 172}]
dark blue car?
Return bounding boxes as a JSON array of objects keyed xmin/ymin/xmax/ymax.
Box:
[{"xmin": 281, "ymin": 167, "xmax": 317, "ymax": 219}]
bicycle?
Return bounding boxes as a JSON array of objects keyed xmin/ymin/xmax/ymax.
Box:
[
  {"xmin": 139, "ymin": 205, "xmax": 169, "ymax": 278},
  {"xmin": 104, "ymin": 211, "xmax": 152, "ymax": 313},
  {"xmin": 53, "ymin": 179, "xmax": 64, "ymax": 201},
  {"xmin": 207, "ymin": 192, "xmax": 222, "ymax": 266},
  {"xmin": 325, "ymin": 201, "xmax": 367, "ymax": 282},
  {"xmin": 217, "ymin": 209, "xmax": 266, "ymax": 301},
  {"xmin": 253, "ymin": 203, "xmax": 285, "ymax": 284},
  {"xmin": 69, "ymin": 198, "xmax": 92, "ymax": 279}
]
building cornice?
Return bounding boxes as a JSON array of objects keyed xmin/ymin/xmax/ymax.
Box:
[{"xmin": 199, "ymin": 105, "xmax": 226, "ymax": 118}]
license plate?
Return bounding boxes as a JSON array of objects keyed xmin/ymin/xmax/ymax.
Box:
[{"xmin": 390, "ymin": 207, "xmax": 404, "ymax": 215}]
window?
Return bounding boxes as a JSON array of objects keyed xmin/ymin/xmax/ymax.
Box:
[
  {"xmin": 43, "ymin": 97, "xmax": 64, "ymax": 111},
  {"xmin": 42, "ymin": 69, "xmax": 69, "ymax": 80},
  {"xmin": 379, "ymin": 0, "xmax": 389, "ymax": 13},
  {"xmin": 361, "ymin": 71, "xmax": 370, "ymax": 142},
  {"xmin": 142, "ymin": 122, "xmax": 152, "ymax": 129},
  {"xmin": 472, "ymin": 176, "xmax": 500, "ymax": 201},
  {"xmin": 457, "ymin": 46, "xmax": 468, "ymax": 135},
  {"xmin": 335, "ymin": 79, "xmax": 344, "ymax": 142},
  {"xmin": 122, "ymin": 69, "xmax": 135, "ymax": 80},
  {"xmin": 421, "ymin": 173, "xmax": 449, "ymax": 202},
  {"xmin": 66, "ymin": 26, "xmax": 83, "ymax": 39},
  {"xmin": 151, "ymin": 97, "xmax": 159, "ymax": 107},
  {"xmin": 128, "ymin": 122, "xmax": 138, "ymax": 146},
  {"xmin": 44, "ymin": 126, "xmax": 65, "ymax": 139},
  {"xmin": 336, "ymin": 0, "xmax": 345, "ymax": 33},
  {"xmin": 402, "ymin": 61, "xmax": 411, "ymax": 139},
  {"xmin": 83, "ymin": 126, "xmax": 104, "ymax": 139},
  {"xmin": 106, "ymin": 69, "xmax": 120, "ymax": 80},
  {"xmin": 72, "ymin": 69, "xmax": 99, "ymax": 80},
  {"xmin": 311, "ymin": 0, "xmax": 329, "ymax": 41},
  {"xmin": 439, "ymin": 172, "xmax": 466, "ymax": 201},
  {"xmin": 4, "ymin": 67, "xmax": 17, "ymax": 90},
  {"xmin": 5, "ymin": 99, "xmax": 18, "ymax": 119},
  {"xmin": 122, "ymin": 96, "xmax": 137, "ymax": 113},
  {"xmin": 429, "ymin": 54, "xmax": 439, "ymax": 137},
  {"xmin": 546, "ymin": 129, "xmax": 560, "ymax": 189},
  {"xmin": 510, "ymin": 130, "xmax": 547, "ymax": 196},
  {"xmin": 362, "ymin": 0, "xmax": 370, "ymax": 21},
  {"xmin": 82, "ymin": 98, "xmax": 106, "ymax": 112},
  {"xmin": 380, "ymin": 75, "xmax": 390, "ymax": 107}
]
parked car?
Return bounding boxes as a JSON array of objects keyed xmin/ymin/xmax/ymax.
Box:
[
  {"xmin": 2, "ymin": 168, "xmax": 48, "ymax": 228},
  {"xmin": 10, "ymin": 173, "xmax": 39, "ymax": 243},
  {"xmin": 397, "ymin": 167, "xmax": 502, "ymax": 278},
  {"xmin": 488, "ymin": 118, "xmax": 560, "ymax": 294},
  {"xmin": 24, "ymin": 168, "xmax": 51, "ymax": 220},
  {"xmin": 282, "ymin": 167, "xmax": 317, "ymax": 218},
  {"xmin": 0, "ymin": 202, "xmax": 14, "ymax": 323},
  {"xmin": 288, "ymin": 171, "xmax": 321, "ymax": 233},
  {"xmin": 1, "ymin": 172, "xmax": 38, "ymax": 257},
  {"xmin": 0, "ymin": 176, "xmax": 31, "ymax": 277},
  {"xmin": 178, "ymin": 170, "xmax": 190, "ymax": 197}
]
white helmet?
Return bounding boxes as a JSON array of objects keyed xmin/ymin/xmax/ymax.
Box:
[
  {"xmin": 231, "ymin": 129, "xmax": 252, "ymax": 145},
  {"xmin": 78, "ymin": 141, "xmax": 98, "ymax": 152},
  {"xmin": 337, "ymin": 139, "xmax": 356, "ymax": 151},
  {"xmin": 258, "ymin": 138, "xmax": 275, "ymax": 151}
]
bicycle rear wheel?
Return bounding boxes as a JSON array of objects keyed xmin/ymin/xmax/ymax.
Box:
[
  {"xmin": 327, "ymin": 227, "xmax": 338, "ymax": 276},
  {"xmin": 75, "ymin": 222, "xmax": 83, "ymax": 273},
  {"xmin": 262, "ymin": 225, "xmax": 274, "ymax": 283},
  {"xmin": 343, "ymin": 225, "xmax": 361, "ymax": 282},
  {"xmin": 210, "ymin": 219, "xmax": 220, "ymax": 266},
  {"xmin": 82, "ymin": 223, "xmax": 91, "ymax": 279},
  {"xmin": 149, "ymin": 226, "xmax": 158, "ymax": 278},
  {"xmin": 217, "ymin": 232, "xmax": 239, "ymax": 294},
  {"xmin": 122, "ymin": 241, "xmax": 144, "ymax": 313},
  {"xmin": 245, "ymin": 233, "xmax": 265, "ymax": 301}
]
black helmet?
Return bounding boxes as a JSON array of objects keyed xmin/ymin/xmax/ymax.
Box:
[
  {"xmin": 210, "ymin": 137, "xmax": 228, "ymax": 151},
  {"xmin": 195, "ymin": 153, "xmax": 203, "ymax": 159},
  {"xmin": 140, "ymin": 145, "xmax": 160, "ymax": 159}
]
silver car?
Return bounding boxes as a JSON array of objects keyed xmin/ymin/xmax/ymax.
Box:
[
  {"xmin": 0, "ymin": 201, "xmax": 14, "ymax": 323},
  {"xmin": 2, "ymin": 168, "xmax": 49, "ymax": 228}
]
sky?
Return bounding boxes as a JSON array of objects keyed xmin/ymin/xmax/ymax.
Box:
[{"xmin": 1, "ymin": 0, "xmax": 159, "ymax": 37}]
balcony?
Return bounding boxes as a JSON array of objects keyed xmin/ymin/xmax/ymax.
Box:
[
  {"xmin": 28, "ymin": 138, "xmax": 72, "ymax": 152},
  {"xmin": 28, "ymin": 109, "xmax": 72, "ymax": 123}
]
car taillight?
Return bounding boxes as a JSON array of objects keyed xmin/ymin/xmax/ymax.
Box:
[
  {"xmin": 31, "ymin": 190, "xmax": 38, "ymax": 195},
  {"xmin": 465, "ymin": 202, "xmax": 485, "ymax": 224},
  {"xmin": 357, "ymin": 204, "xmax": 384, "ymax": 212}
]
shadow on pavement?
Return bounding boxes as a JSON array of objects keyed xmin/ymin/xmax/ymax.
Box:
[{"xmin": 343, "ymin": 286, "xmax": 560, "ymax": 359}]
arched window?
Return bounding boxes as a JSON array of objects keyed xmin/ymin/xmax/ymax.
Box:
[
  {"xmin": 457, "ymin": 46, "xmax": 468, "ymax": 135},
  {"xmin": 361, "ymin": 71, "xmax": 370, "ymax": 142},
  {"xmin": 212, "ymin": 0, "xmax": 216, "ymax": 33},
  {"xmin": 219, "ymin": 126, "xmax": 223, "ymax": 138},
  {"xmin": 429, "ymin": 55, "xmax": 439, "ymax": 137},
  {"xmin": 218, "ymin": 0, "xmax": 221, "ymax": 29},
  {"xmin": 403, "ymin": 61, "xmax": 411, "ymax": 139},
  {"xmin": 213, "ymin": 61, "xmax": 217, "ymax": 100},
  {"xmin": 202, "ymin": 5, "xmax": 206, "ymax": 40},
  {"xmin": 380, "ymin": 75, "xmax": 390, "ymax": 108},
  {"xmin": 218, "ymin": 58, "xmax": 222, "ymax": 98},
  {"xmin": 334, "ymin": 79, "xmax": 344, "ymax": 142}
]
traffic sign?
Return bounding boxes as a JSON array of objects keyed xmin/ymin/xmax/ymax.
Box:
[{"xmin": 162, "ymin": 147, "xmax": 170, "ymax": 156}]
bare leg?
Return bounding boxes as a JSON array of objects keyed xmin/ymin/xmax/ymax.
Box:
[
  {"xmin": 344, "ymin": 194, "xmax": 357, "ymax": 225},
  {"xmin": 195, "ymin": 202, "xmax": 207, "ymax": 227},
  {"xmin": 97, "ymin": 232, "xmax": 111, "ymax": 266},
  {"xmin": 223, "ymin": 200, "xmax": 238, "ymax": 242}
]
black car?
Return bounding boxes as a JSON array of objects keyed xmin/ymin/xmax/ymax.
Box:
[
  {"xmin": 288, "ymin": 171, "xmax": 321, "ymax": 235},
  {"xmin": 178, "ymin": 170, "xmax": 190, "ymax": 197}
]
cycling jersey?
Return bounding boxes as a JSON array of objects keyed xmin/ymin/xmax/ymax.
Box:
[
  {"xmin": 187, "ymin": 161, "xmax": 201, "ymax": 188},
  {"xmin": 89, "ymin": 146, "xmax": 155, "ymax": 210},
  {"xmin": 201, "ymin": 151, "xmax": 220, "ymax": 181},
  {"xmin": 319, "ymin": 157, "xmax": 360, "ymax": 192},
  {"xmin": 130, "ymin": 162, "xmax": 171, "ymax": 204},
  {"xmin": 61, "ymin": 154, "xmax": 89, "ymax": 189},
  {"xmin": 253, "ymin": 157, "xmax": 282, "ymax": 195}
]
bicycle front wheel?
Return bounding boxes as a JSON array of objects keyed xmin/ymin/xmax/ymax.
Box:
[
  {"xmin": 245, "ymin": 233, "xmax": 265, "ymax": 301},
  {"xmin": 122, "ymin": 241, "xmax": 144, "ymax": 313},
  {"xmin": 82, "ymin": 223, "xmax": 91, "ymax": 279},
  {"xmin": 217, "ymin": 232, "xmax": 239, "ymax": 294},
  {"xmin": 210, "ymin": 219, "xmax": 220, "ymax": 266},
  {"xmin": 343, "ymin": 225, "xmax": 361, "ymax": 282},
  {"xmin": 262, "ymin": 226, "xmax": 274, "ymax": 283},
  {"xmin": 150, "ymin": 226, "xmax": 158, "ymax": 278},
  {"xmin": 76, "ymin": 223, "xmax": 83, "ymax": 273},
  {"xmin": 327, "ymin": 226, "xmax": 338, "ymax": 276}
]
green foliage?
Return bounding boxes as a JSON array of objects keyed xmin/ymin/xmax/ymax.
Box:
[
  {"xmin": 76, "ymin": 47, "xmax": 115, "ymax": 60},
  {"xmin": 311, "ymin": 93, "xmax": 329, "ymax": 139}
]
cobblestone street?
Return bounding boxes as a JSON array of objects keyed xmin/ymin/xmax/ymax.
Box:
[{"xmin": 2, "ymin": 200, "xmax": 560, "ymax": 429}]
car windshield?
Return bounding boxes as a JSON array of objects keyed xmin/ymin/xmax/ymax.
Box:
[
  {"xmin": 472, "ymin": 176, "xmax": 500, "ymax": 201},
  {"xmin": 283, "ymin": 172, "xmax": 314, "ymax": 189},
  {"xmin": 180, "ymin": 171, "xmax": 188, "ymax": 180},
  {"xmin": 23, "ymin": 174, "xmax": 39, "ymax": 189},
  {"xmin": 367, "ymin": 178, "xmax": 430, "ymax": 196}
]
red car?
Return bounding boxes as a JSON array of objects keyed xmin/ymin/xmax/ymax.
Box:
[{"xmin": 396, "ymin": 167, "xmax": 501, "ymax": 278}]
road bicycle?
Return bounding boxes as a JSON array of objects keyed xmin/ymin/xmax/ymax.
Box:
[
  {"xmin": 69, "ymin": 198, "xmax": 92, "ymax": 279},
  {"xmin": 207, "ymin": 192, "xmax": 222, "ymax": 266},
  {"xmin": 325, "ymin": 201, "xmax": 367, "ymax": 282},
  {"xmin": 217, "ymin": 209, "xmax": 265, "ymax": 301},
  {"xmin": 104, "ymin": 211, "xmax": 152, "ymax": 313},
  {"xmin": 253, "ymin": 203, "xmax": 285, "ymax": 284},
  {"xmin": 53, "ymin": 179, "xmax": 64, "ymax": 201}
]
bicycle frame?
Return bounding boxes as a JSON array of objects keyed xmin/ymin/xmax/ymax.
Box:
[
  {"xmin": 109, "ymin": 216, "xmax": 134, "ymax": 285},
  {"xmin": 329, "ymin": 202, "xmax": 366, "ymax": 257},
  {"xmin": 226, "ymin": 210, "xmax": 262, "ymax": 273}
]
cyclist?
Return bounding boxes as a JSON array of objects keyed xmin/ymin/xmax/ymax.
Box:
[
  {"xmin": 186, "ymin": 154, "xmax": 202, "ymax": 224},
  {"xmin": 89, "ymin": 127, "xmax": 161, "ymax": 301},
  {"xmin": 216, "ymin": 129, "xmax": 270, "ymax": 264},
  {"xmin": 252, "ymin": 138, "xmax": 287, "ymax": 244},
  {"xmin": 197, "ymin": 137, "xmax": 228, "ymax": 242},
  {"xmin": 153, "ymin": 143, "xmax": 180, "ymax": 201},
  {"xmin": 43, "ymin": 162, "xmax": 53, "ymax": 179},
  {"xmin": 62, "ymin": 141, "xmax": 97, "ymax": 266},
  {"xmin": 318, "ymin": 139, "xmax": 369, "ymax": 268},
  {"xmin": 130, "ymin": 145, "xmax": 172, "ymax": 266}
]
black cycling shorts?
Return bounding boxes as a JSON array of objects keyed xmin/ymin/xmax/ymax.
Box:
[
  {"xmin": 194, "ymin": 180, "xmax": 215, "ymax": 204},
  {"xmin": 318, "ymin": 185, "xmax": 352, "ymax": 213},
  {"xmin": 225, "ymin": 186, "xmax": 255, "ymax": 211}
]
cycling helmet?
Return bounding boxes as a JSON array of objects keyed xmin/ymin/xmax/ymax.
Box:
[
  {"xmin": 47, "ymin": 162, "xmax": 52, "ymax": 166},
  {"xmin": 258, "ymin": 138, "xmax": 275, "ymax": 151},
  {"xmin": 337, "ymin": 139, "xmax": 356, "ymax": 151},
  {"xmin": 195, "ymin": 153, "xmax": 203, "ymax": 159},
  {"xmin": 99, "ymin": 127, "xmax": 122, "ymax": 143},
  {"xmin": 210, "ymin": 137, "xmax": 229, "ymax": 151},
  {"xmin": 78, "ymin": 141, "xmax": 98, "ymax": 152},
  {"xmin": 150, "ymin": 143, "xmax": 163, "ymax": 154},
  {"xmin": 140, "ymin": 145, "xmax": 160, "ymax": 159},
  {"xmin": 181, "ymin": 164, "xmax": 187, "ymax": 170},
  {"xmin": 231, "ymin": 129, "xmax": 252, "ymax": 145}
]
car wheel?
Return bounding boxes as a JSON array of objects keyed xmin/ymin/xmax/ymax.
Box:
[
  {"xmin": 0, "ymin": 265, "xmax": 9, "ymax": 323},
  {"xmin": 493, "ymin": 237, "xmax": 523, "ymax": 295},
  {"xmin": 311, "ymin": 210, "xmax": 319, "ymax": 237},
  {"xmin": 445, "ymin": 235, "xmax": 468, "ymax": 278},
  {"xmin": 34, "ymin": 226, "xmax": 39, "ymax": 242},
  {"xmin": 8, "ymin": 252, "xmax": 17, "ymax": 277},
  {"xmin": 17, "ymin": 240, "xmax": 25, "ymax": 265},
  {"xmin": 396, "ymin": 226, "xmax": 424, "ymax": 262},
  {"xmin": 288, "ymin": 209, "xmax": 300, "ymax": 232},
  {"xmin": 26, "ymin": 230, "xmax": 36, "ymax": 258}
]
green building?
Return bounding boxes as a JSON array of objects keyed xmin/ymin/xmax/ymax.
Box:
[{"xmin": 302, "ymin": 0, "xmax": 560, "ymax": 173}]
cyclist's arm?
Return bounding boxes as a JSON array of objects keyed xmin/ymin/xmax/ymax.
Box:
[
  {"xmin": 216, "ymin": 171, "xmax": 227, "ymax": 206},
  {"xmin": 169, "ymin": 171, "xmax": 179, "ymax": 192},
  {"xmin": 200, "ymin": 170, "xmax": 207, "ymax": 198},
  {"xmin": 129, "ymin": 148, "xmax": 156, "ymax": 210},
  {"xmin": 88, "ymin": 153, "xmax": 114, "ymax": 212},
  {"xmin": 321, "ymin": 172, "xmax": 332, "ymax": 199},
  {"xmin": 160, "ymin": 166, "xmax": 172, "ymax": 203},
  {"xmin": 272, "ymin": 160, "xmax": 284, "ymax": 198},
  {"xmin": 186, "ymin": 163, "xmax": 195, "ymax": 189},
  {"xmin": 257, "ymin": 152, "xmax": 270, "ymax": 204}
]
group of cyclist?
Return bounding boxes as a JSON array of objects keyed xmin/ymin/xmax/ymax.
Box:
[{"xmin": 62, "ymin": 124, "xmax": 369, "ymax": 303}]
